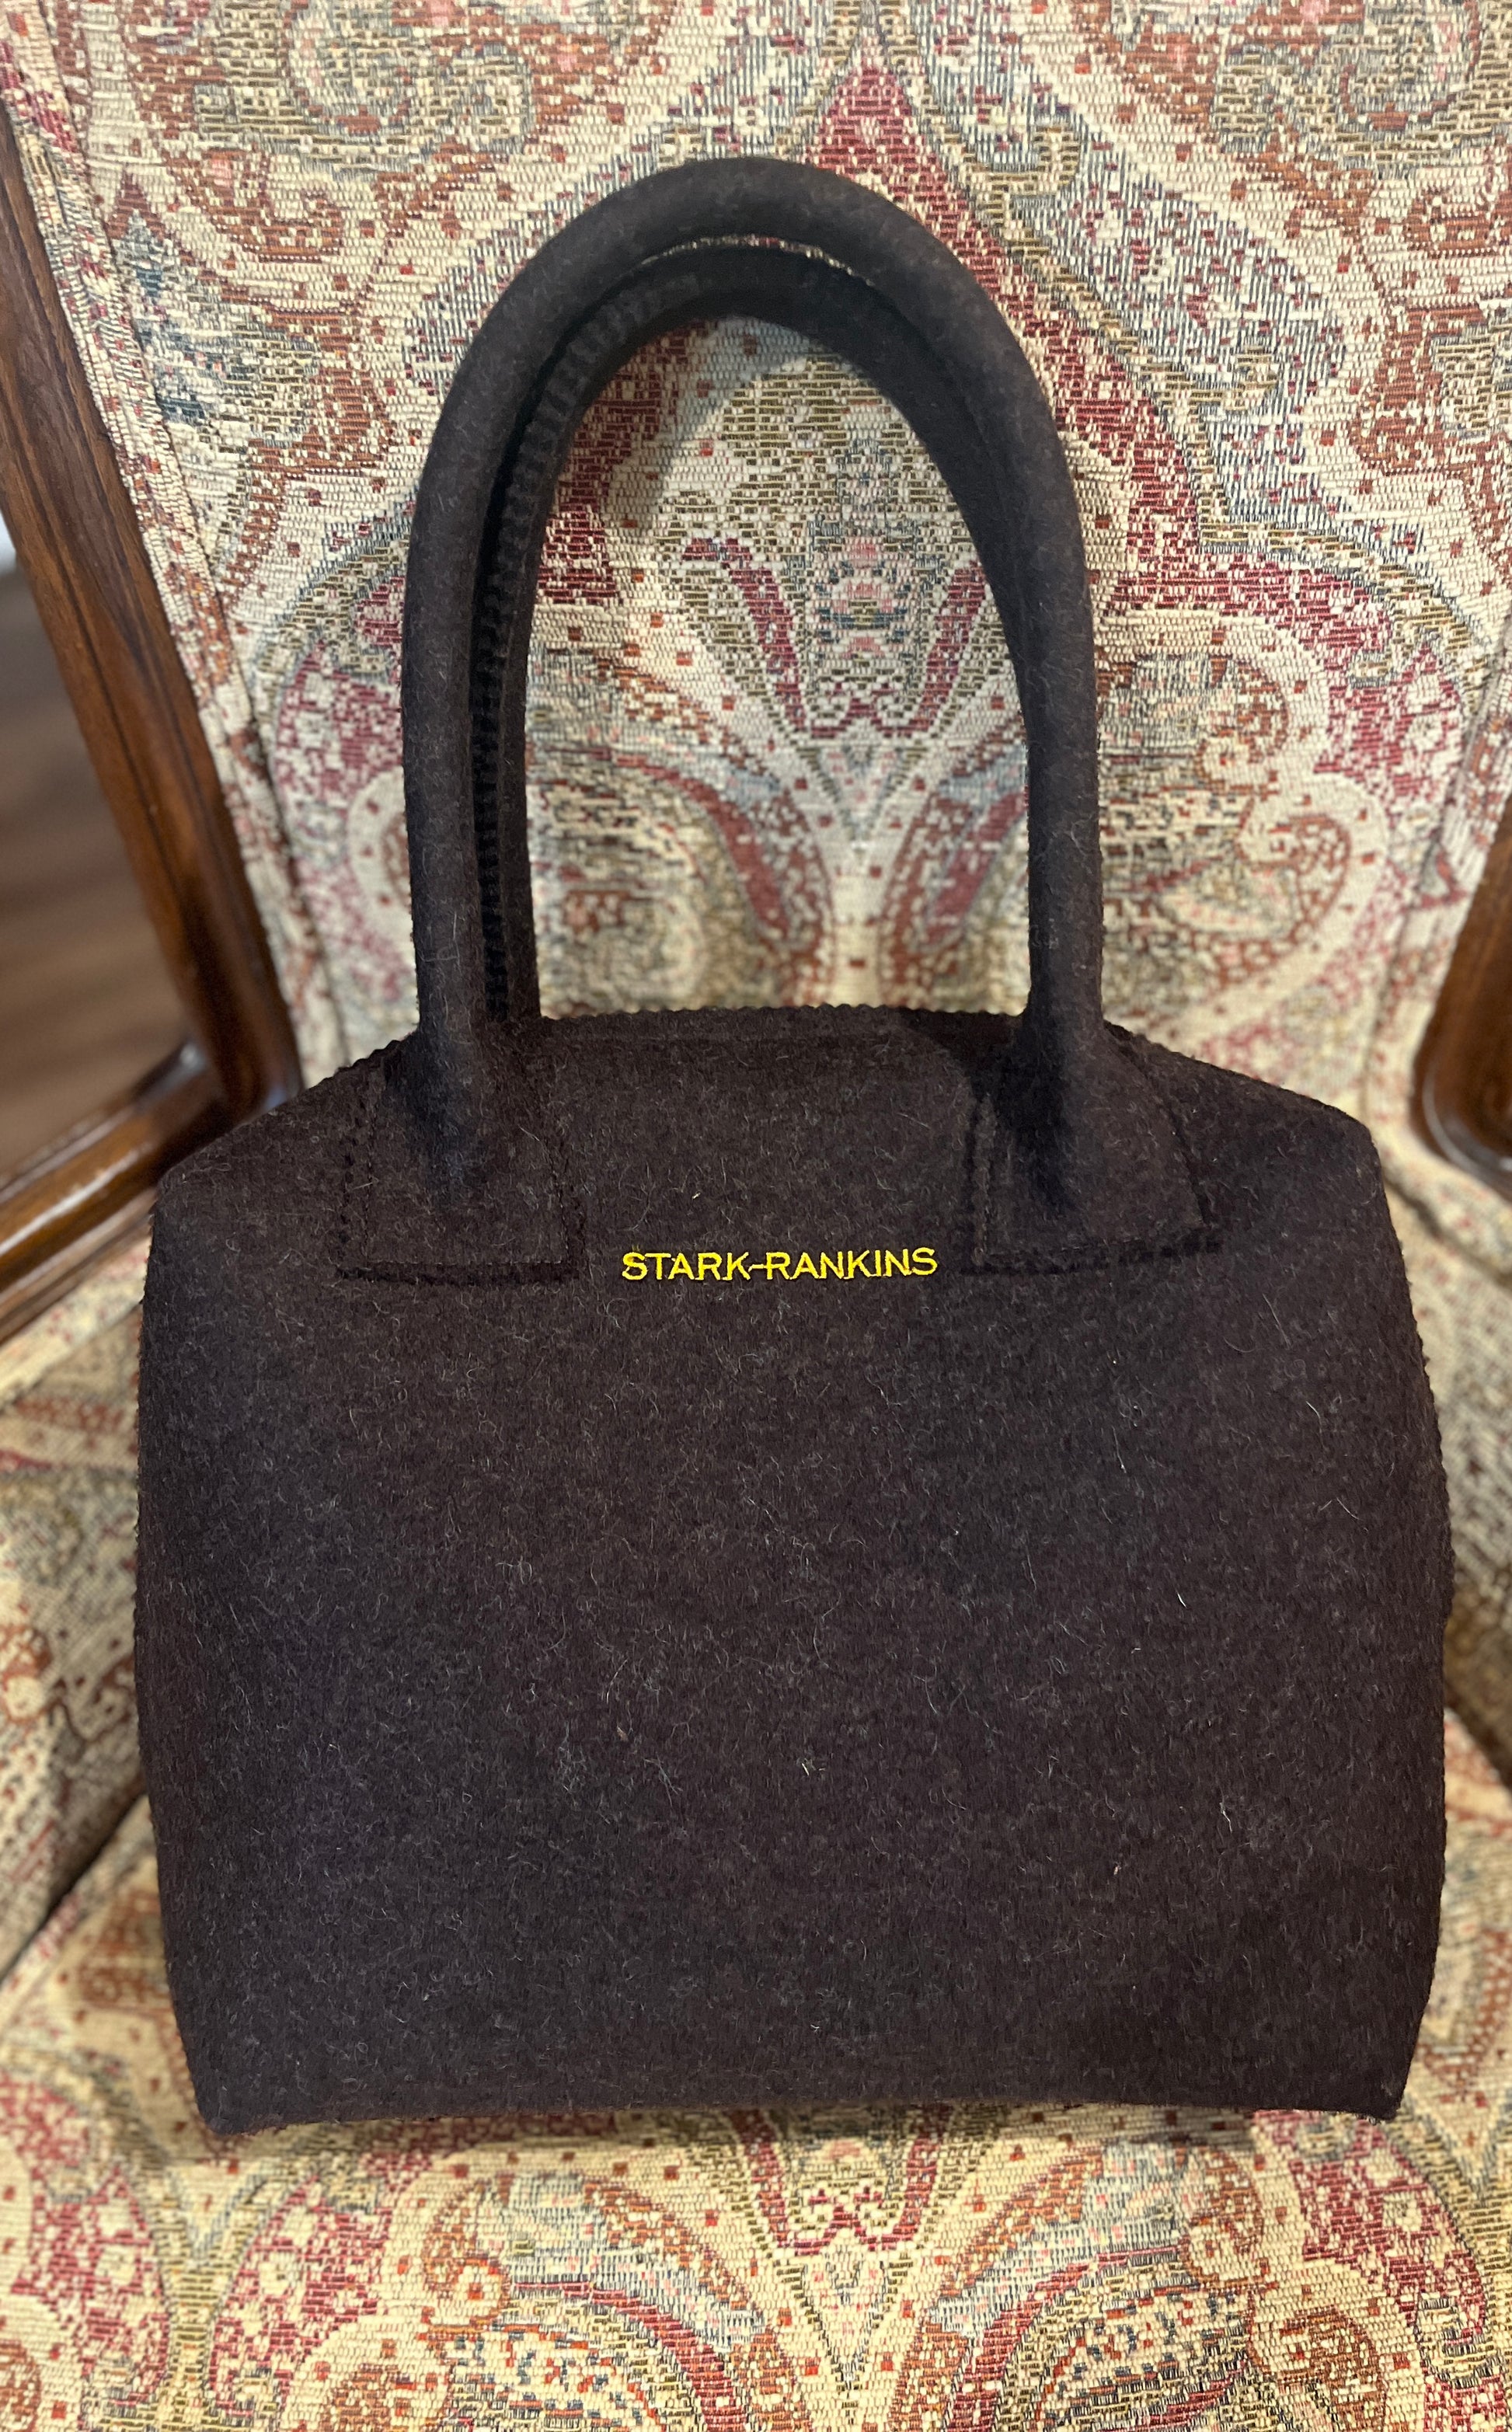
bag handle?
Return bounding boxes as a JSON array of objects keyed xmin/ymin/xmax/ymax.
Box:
[
  {"xmin": 388, "ymin": 159, "xmax": 1201, "ymax": 1268},
  {"xmin": 472, "ymin": 241, "xmax": 1074, "ymax": 1039}
]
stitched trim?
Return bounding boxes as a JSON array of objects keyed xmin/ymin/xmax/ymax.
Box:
[
  {"xmin": 968, "ymin": 1032, "xmax": 1222, "ymax": 1277},
  {"xmin": 333, "ymin": 1049, "xmax": 580, "ymax": 1287}
]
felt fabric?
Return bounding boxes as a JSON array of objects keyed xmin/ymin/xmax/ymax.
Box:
[
  {"xmin": 142, "ymin": 1006, "xmax": 1449, "ymax": 2134},
  {"xmin": 136, "ymin": 164, "xmax": 1452, "ymax": 2134}
]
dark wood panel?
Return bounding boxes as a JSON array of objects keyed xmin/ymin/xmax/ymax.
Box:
[
  {"xmin": 0, "ymin": 101, "xmax": 301, "ymax": 1338},
  {"xmin": 0, "ymin": 565, "xmax": 186, "ymax": 1170},
  {"xmin": 0, "ymin": 1049, "xmax": 220, "ymax": 1339},
  {"xmin": 1415, "ymin": 791, "xmax": 1512, "ymax": 1195},
  {"xmin": 0, "ymin": 1197, "xmax": 155, "ymax": 1350}
]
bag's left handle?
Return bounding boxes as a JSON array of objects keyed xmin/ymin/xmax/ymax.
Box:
[{"xmin": 401, "ymin": 160, "xmax": 1106, "ymax": 1181}]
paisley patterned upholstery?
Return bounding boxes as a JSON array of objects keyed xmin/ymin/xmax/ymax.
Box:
[
  {"xmin": 0, "ymin": 1251, "xmax": 145, "ymax": 1987},
  {"xmin": 0, "ymin": 1713, "xmax": 1504, "ymax": 2429},
  {"xmin": 5, "ymin": 0, "xmax": 1510, "ymax": 1164},
  {"xmin": 5, "ymin": 0, "xmax": 1512, "ymax": 2416}
]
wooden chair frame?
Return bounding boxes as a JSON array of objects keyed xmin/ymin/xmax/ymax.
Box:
[
  {"xmin": 1416, "ymin": 794, "xmax": 1512, "ymax": 1199},
  {"xmin": 0, "ymin": 106, "xmax": 301, "ymax": 1343}
]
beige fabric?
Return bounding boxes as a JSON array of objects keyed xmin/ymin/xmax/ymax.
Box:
[{"xmin": 0, "ymin": 1242, "xmax": 148, "ymax": 1406}]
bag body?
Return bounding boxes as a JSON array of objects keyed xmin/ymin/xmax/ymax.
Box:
[{"xmin": 137, "ymin": 161, "xmax": 1451, "ymax": 2134}]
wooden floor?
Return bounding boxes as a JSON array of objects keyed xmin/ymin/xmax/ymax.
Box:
[{"xmin": 0, "ymin": 565, "xmax": 184, "ymax": 1176}]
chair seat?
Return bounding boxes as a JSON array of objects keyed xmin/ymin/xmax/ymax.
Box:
[{"xmin": 0, "ymin": 1713, "xmax": 1502, "ymax": 2430}]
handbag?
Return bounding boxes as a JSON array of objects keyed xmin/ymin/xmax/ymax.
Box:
[{"xmin": 137, "ymin": 158, "xmax": 1451, "ymax": 2134}]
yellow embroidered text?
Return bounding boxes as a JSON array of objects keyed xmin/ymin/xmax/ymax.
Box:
[{"xmin": 621, "ymin": 1248, "xmax": 938, "ymax": 1282}]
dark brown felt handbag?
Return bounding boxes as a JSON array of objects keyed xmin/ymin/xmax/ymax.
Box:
[{"xmin": 136, "ymin": 159, "xmax": 1452, "ymax": 2135}]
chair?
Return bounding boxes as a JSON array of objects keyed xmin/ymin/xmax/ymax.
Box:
[{"xmin": 2, "ymin": 2, "xmax": 1511, "ymax": 2417}]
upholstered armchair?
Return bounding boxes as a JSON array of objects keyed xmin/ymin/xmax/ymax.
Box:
[{"xmin": 2, "ymin": 0, "xmax": 1511, "ymax": 2417}]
